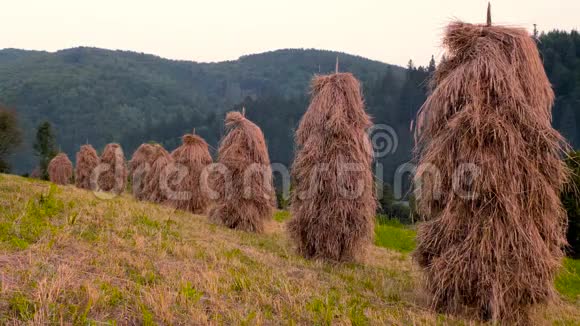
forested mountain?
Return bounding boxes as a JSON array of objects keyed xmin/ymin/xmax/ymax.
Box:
[
  {"xmin": 0, "ymin": 47, "xmax": 404, "ymax": 174},
  {"xmin": 2, "ymin": 29, "xmax": 579, "ymax": 188},
  {"xmin": 540, "ymin": 30, "xmax": 580, "ymax": 148}
]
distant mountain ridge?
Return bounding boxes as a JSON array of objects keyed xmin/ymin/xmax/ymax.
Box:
[{"xmin": 0, "ymin": 47, "xmax": 405, "ymax": 173}]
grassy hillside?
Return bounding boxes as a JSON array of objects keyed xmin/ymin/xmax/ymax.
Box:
[{"xmin": 0, "ymin": 174, "xmax": 579, "ymax": 324}]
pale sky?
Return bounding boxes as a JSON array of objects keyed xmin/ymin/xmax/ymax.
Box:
[{"xmin": 1, "ymin": 0, "xmax": 578, "ymax": 67}]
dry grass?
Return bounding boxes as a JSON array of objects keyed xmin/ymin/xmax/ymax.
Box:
[
  {"xmin": 143, "ymin": 144, "xmax": 173, "ymax": 204},
  {"xmin": 98, "ymin": 143, "xmax": 127, "ymax": 194},
  {"xmin": 75, "ymin": 144, "xmax": 99, "ymax": 190},
  {"xmin": 208, "ymin": 112, "xmax": 275, "ymax": 233},
  {"xmin": 288, "ymin": 73, "xmax": 376, "ymax": 262},
  {"xmin": 168, "ymin": 134, "xmax": 213, "ymax": 214},
  {"xmin": 414, "ymin": 21, "xmax": 570, "ymax": 324},
  {"xmin": 0, "ymin": 174, "xmax": 579, "ymax": 325},
  {"xmin": 129, "ymin": 143, "xmax": 155, "ymax": 200},
  {"xmin": 48, "ymin": 153, "xmax": 73, "ymax": 185}
]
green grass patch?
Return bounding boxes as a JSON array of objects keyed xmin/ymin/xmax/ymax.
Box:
[
  {"xmin": 0, "ymin": 184, "xmax": 64, "ymax": 250},
  {"xmin": 8, "ymin": 293, "xmax": 36, "ymax": 320},
  {"xmin": 273, "ymin": 210, "xmax": 290, "ymax": 222},
  {"xmin": 374, "ymin": 218, "xmax": 416, "ymax": 253},
  {"xmin": 132, "ymin": 213, "xmax": 180, "ymax": 239},
  {"xmin": 180, "ymin": 282, "xmax": 204, "ymax": 303},
  {"xmin": 100, "ymin": 282, "xmax": 125, "ymax": 307},
  {"xmin": 556, "ymin": 258, "xmax": 580, "ymax": 301},
  {"xmin": 306, "ymin": 290, "xmax": 341, "ymax": 326}
]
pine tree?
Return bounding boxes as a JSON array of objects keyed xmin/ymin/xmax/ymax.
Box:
[
  {"xmin": 0, "ymin": 107, "xmax": 22, "ymax": 173},
  {"xmin": 33, "ymin": 121, "xmax": 58, "ymax": 180},
  {"xmin": 428, "ymin": 55, "xmax": 436, "ymax": 73}
]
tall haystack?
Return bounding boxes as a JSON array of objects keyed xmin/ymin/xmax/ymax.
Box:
[
  {"xmin": 75, "ymin": 144, "xmax": 99, "ymax": 190},
  {"xmin": 98, "ymin": 143, "xmax": 127, "ymax": 194},
  {"xmin": 48, "ymin": 153, "xmax": 73, "ymax": 185},
  {"xmin": 142, "ymin": 144, "xmax": 173, "ymax": 203},
  {"xmin": 413, "ymin": 19, "xmax": 569, "ymax": 323},
  {"xmin": 208, "ymin": 111, "xmax": 274, "ymax": 232},
  {"xmin": 287, "ymin": 73, "xmax": 376, "ymax": 262},
  {"xmin": 129, "ymin": 143, "xmax": 156, "ymax": 200},
  {"xmin": 168, "ymin": 133, "xmax": 213, "ymax": 213}
]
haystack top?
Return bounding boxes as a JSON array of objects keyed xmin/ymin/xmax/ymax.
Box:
[
  {"xmin": 151, "ymin": 144, "xmax": 170, "ymax": 160},
  {"xmin": 182, "ymin": 133, "xmax": 208, "ymax": 146},
  {"xmin": 80, "ymin": 144, "xmax": 96, "ymax": 151},
  {"xmin": 430, "ymin": 21, "xmax": 554, "ymax": 120},
  {"xmin": 54, "ymin": 152, "xmax": 70, "ymax": 160},
  {"xmin": 225, "ymin": 111, "xmax": 246, "ymax": 127},
  {"xmin": 297, "ymin": 72, "xmax": 370, "ymax": 142}
]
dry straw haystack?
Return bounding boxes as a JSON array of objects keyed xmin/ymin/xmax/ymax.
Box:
[
  {"xmin": 48, "ymin": 153, "xmax": 73, "ymax": 185},
  {"xmin": 169, "ymin": 133, "xmax": 213, "ymax": 213},
  {"xmin": 143, "ymin": 144, "xmax": 173, "ymax": 203},
  {"xmin": 208, "ymin": 111, "xmax": 275, "ymax": 232},
  {"xmin": 129, "ymin": 143, "xmax": 155, "ymax": 200},
  {"xmin": 75, "ymin": 144, "xmax": 99, "ymax": 190},
  {"xmin": 288, "ymin": 73, "xmax": 376, "ymax": 262},
  {"xmin": 413, "ymin": 17, "xmax": 569, "ymax": 324},
  {"xmin": 98, "ymin": 143, "xmax": 127, "ymax": 194}
]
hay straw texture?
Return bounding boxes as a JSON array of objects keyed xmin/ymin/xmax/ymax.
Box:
[
  {"xmin": 208, "ymin": 111, "xmax": 274, "ymax": 232},
  {"xmin": 48, "ymin": 153, "xmax": 73, "ymax": 185},
  {"xmin": 143, "ymin": 144, "xmax": 173, "ymax": 203},
  {"xmin": 129, "ymin": 143, "xmax": 155, "ymax": 200},
  {"xmin": 74, "ymin": 144, "xmax": 99, "ymax": 190},
  {"xmin": 413, "ymin": 22, "xmax": 569, "ymax": 324},
  {"xmin": 168, "ymin": 134, "xmax": 213, "ymax": 213},
  {"xmin": 98, "ymin": 143, "xmax": 127, "ymax": 194},
  {"xmin": 288, "ymin": 73, "xmax": 376, "ymax": 262}
]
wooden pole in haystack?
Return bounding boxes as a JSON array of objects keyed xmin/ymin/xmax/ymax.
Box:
[
  {"xmin": 486, "ymin": 2, "xmax": 492, "ymax": 26},
  {"xmin": 287, "ymin": 72, "xmax": 376, "ymax": 262},
  {"xmin": 48, "ymin": 152, "xmax": 73, "ymax": 185},
  {"xmin": 75, "ymin": 144, "xmax": 99, "ymax": 190},
  {"xmin": 208, "ymin": 111, "xmax": 275, "ymax": 232},
  {"xmin": 168, "ymin": 133, "xmax": 213, "ymax": 214},
  {"xmin": 98, "ymin": 143, "xmax": 127, "ymax": 194},
  {"xmin": 413, "ymin": 7, "xmax": 569, "ymax": 323},
  {"xmin": 129, "ymin": 143, "xmax": 156, "ymax": 200}
]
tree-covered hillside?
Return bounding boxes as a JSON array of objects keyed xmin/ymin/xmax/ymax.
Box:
[
  {"xmin": 0, "ymin": 48, "xmax": 403, "ymax": 173},
  {"xmin": 540, "ymin": 30, "xmax": 580, "ymax": 148}
]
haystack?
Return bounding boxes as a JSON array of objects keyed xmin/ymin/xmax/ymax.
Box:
[
  {"xmin": 208, "ymin": 111, "xmax": 274, "ymax": 232},
  {"xmin": 129, "ymin": 143, "xmax": 155, "ymax": 200},
  {"xmin": 287, "ymin": 73, "xmax": 376, "ymax": 262},
  {"xmin": 142, "ymin": 144, "xmax": 173, "ymax": 203},
  {"xmin": 98, "ymin": 143, "xmax": 127, "ymax": 194},
  {"xmin": 75, "ymin": 144, "xmax": 99, "ymax": 190},
  {"xmin": 168, "ymin": 133, "xmax": 213, "ymax": 213},
  {"xmin": 48, "ymin": 153, "xmax": 73, "ymax": 185},
  {"xmin": 413, "ymin": 18, "xmax": 569, "ymax": 323}
]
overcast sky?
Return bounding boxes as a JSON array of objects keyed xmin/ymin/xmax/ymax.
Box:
[{"xmin": 1, "ymin": 0, "xmax": 579, "ymax": 67}]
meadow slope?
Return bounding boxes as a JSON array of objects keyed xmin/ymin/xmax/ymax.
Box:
[{"xmin": 0, "ymin": 174, "xmax": 579, "ymax": 325}]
